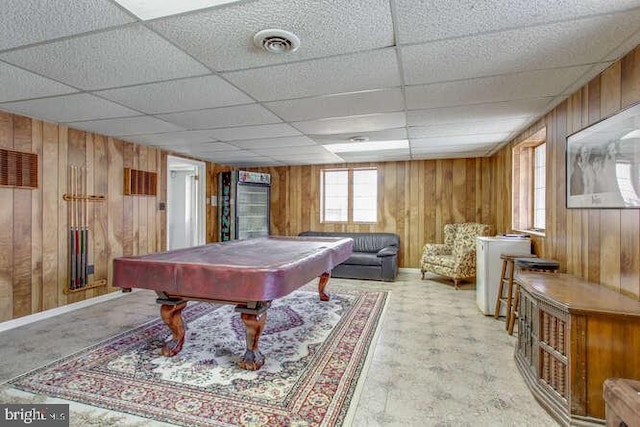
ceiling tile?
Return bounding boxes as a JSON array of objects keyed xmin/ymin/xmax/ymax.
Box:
[
  {"xmin": 0, "ymin": 0, "xmax": 135, "ymax": 51},
  {"xmin": 149, "ymin": 0, "xmax": 393, "ymax": 71},
  {"xmin": 264, "ymin": 89, "xmax": 404, "ymax": 122},
  {"xmin": 157, "ymin": 104, "xmax": 282, "ymax": 130},
  {"xmin": 311, "ymin": 128, "xmax": 408, "ymax": 145},
  {"xmin": 230, "ymin": 135, "xmax": 317, "ymax": 149},
  {"xmin": 412, "ymin": 151, "xmax": 488, "ymax": 160},
  {"xmin": 0, "ymin": 62, "xmax": 77, "ymax": 102},
  {"xmin": 395, "ymin": 0, "xmax": 640, "ymax": 44},
  {"xmin": 247, "ymin": 145, "xmax": 328, "ymax": 156},
  {"xmin": 95, "ymin": 75, "xmax": 253, "ymax": 114},
  {"xmin": 408, "ymin": 117, "xmax": 533, "ymax": 139},
  {"xmin": 276, "ymin": 158, "xmax": 337, "ymax": 165},
  {"xmin": 0, "ymin": 93, "xmax": 141, "ymax": 123},
  {"xmin": 230, "ymin": 159, "xmax": 285, "ymax": 167},
  {"xmin": 292, "ymin": 112, "xmax": 406, "ymax": 135},
  {"xmin": 183, "ymin": 144, "xmax": 242, "ymax": 155},
  {"xmin": 338, "ymin": 149, "xmax": 411, "ymax": 162},
  {"xmin": 407, "ymin": 98, "xmax": 553, "ymax": 126},
  {"xmin": 223, "ymin": 49, "xmax": 400, "ymax": 101},
  {"xmin": 122, "ymin": 130, "xmax": 218, "ymax": 146},
  {"xmin": 402, "ymin": 12, "xmax": 640, "ymax": 85},
  {"xmin": 410, "ymin": 134, "xmax": 510, "ymax": 148},
  {"xmin": 0, "ymin": 25, "xmax": 210, "ymax": 90},
  {"xmin": 199, "ymin": 151, "xmax": 268, "ymax": 162},
  {"xmin": 203, "ymin": 123, "xmax": 302, "ymax": 141},
  {"xmin": 405, "ymin": 65, "xmax": 592, "ymax": 110},
  {"xmin": 560, "ymin": 62, "xmax": 614, "ymax": 96},
  {"xmin": 194, "ymin": 142, "xmax": 240, "ymax": 152},
  {"xmin": 71, "ymin": 116, "xmax": 184, "ymax": 137},
  {"xmin": 411, "ymin": 143, "xmax": 497, "ymax": 153}
]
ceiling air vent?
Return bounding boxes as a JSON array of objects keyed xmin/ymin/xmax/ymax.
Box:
[
  {"xmin": 0, "ymin": 148, "xmax": 38, "ymax": 189},
  {"xmin": 253, "ymin": 29, "xmax": 300, "ymax": 54}
]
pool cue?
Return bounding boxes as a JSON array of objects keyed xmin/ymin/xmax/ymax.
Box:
[
  {"xmin": 68, "ymin": 166, "xmax": 73, "ymax": 289},
  {"xmin": 79, "ymin": 166, "xmax": 85, "ymax": 287},
  {"xmin": 69, "ymin": 166, "xmax": 76, "ymax": 290},
  {"xmin": 74, "ymin": 165, "xmax": 80, "ymax": 288},
  {"xmin": 77, "ymin": 165, "xmax": 83, "ymax": 287},
  {"xmin": 82, "ymin": 166, "xmax": 88, "ymax": 287}
]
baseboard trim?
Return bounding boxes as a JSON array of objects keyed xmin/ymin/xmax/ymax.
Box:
[
  {"xmin": 1, "ymin": 270, "xmax": 421, "ymax": 333},
  {"xmin": 0, "ymin": 289, "xmax": 139, "ymax": 334}
]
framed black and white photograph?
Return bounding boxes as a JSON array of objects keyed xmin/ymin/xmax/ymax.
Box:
[{"xmin": 567, "ymin": 102, "xmax": 640, "ymax": 208}]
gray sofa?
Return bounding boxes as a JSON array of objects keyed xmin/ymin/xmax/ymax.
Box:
[{"xmin": 299, "ymin": 231, "xmax": 399, "ymax": 281}]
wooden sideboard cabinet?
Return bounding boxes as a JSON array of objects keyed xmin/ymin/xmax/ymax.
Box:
[{"xmin": 514, "ymin": 272, "xmax": 640, "ymax": 426}]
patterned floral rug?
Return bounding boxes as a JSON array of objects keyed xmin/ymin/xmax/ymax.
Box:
[{"xmin": 7, "ymin": 288, "xmax": 388, "ymax": 426}]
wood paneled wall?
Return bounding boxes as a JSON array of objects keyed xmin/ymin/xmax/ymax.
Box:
[
  {"xmin": 3, "ymin": 46, "xmax": 639, "ymax": 321},
  {"xmin": 0, "ymin": 111, "xmax": 221, "ymax": 321},
  {"xmin": 491, "ymin": 45, "xmax": 640, "ymax": 299},
  {"xmin": 252, "ymin": 159, "xmax": 495, "ymax": 269}
]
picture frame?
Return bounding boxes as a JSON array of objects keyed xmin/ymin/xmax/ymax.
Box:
[{"xmin": 566, "ymin": 102, "xmax": 640, "ymax": 208}]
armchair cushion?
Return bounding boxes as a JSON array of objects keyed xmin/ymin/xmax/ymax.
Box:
[{"xmin": 422, "ymin": 243, "xmax": 449, "ymax": 257}]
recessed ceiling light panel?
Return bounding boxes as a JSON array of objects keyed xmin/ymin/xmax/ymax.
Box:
[
  {"xmin": 325, "ymin": 140, "xmax": 408, "ymax": 153},
  {"xmin": 113, "ymin": 0, "xmax": 243, "ymax": 20},
  {"xmin": 253, "ymin": 29, "xmax": 300, "ymax": 54}
]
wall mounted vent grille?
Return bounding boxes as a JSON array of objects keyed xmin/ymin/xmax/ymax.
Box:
[
  {"xmin": 124, "ymin": 168, "xmax": 157, "ymax": 196},
  {"xmin": 0, "ymin": 148, "xmax": 38, "ymax": 189}
]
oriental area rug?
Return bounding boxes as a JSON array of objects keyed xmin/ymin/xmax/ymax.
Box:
[{"xmin": 6, "ymin": 288, "xmax": 388, "ymax": 426}]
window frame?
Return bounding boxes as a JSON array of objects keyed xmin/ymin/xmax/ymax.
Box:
[
  {"xmin": 320, "ymin": 167, "xmax": 378, "ymax": 224},
  {"xmin": 532, "ymin": 142, "xmax": 546, "ymax": 231}
]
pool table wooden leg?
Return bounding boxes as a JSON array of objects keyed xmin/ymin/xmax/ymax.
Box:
[
  {"xmin": 238, "ymin": 312, "xmax": 266, "ymax": 370},
  {"xmin": 318, "ymin": 272, "xmax": 331, "ymax": 301},
  {"xmin": 159, "ymin": 302, "xmax": 187, "ymax": 357}
]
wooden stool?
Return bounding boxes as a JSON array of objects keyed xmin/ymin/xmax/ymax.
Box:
[
  {"xmin": 494, "ymin": 253, "xmax": 537, "ymax": 325},
  {"xmin": 508, "ymin": 258, "xmax": 559, "ymax": 335}
]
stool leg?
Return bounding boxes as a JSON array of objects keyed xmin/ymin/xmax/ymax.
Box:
[
  {"xmin": 494, "ymin": 259, "xmax": 508, "ymax": 319},
  {"xmin": 504, "ymin": 260, "xmax": 515, "ymax": 329},
  {"xmin": 508, "ymin": 281, "xmax": 520, "ymax": 336}
]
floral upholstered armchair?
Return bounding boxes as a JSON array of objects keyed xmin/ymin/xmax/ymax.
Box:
[{"xmin": 420, "ymin": 223, "xmax": 492, "ymax": 289}]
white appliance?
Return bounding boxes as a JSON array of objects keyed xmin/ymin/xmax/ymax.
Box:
[{"xmin": 476, "ymin": 236, "xmax": 532, "ymax": 316}]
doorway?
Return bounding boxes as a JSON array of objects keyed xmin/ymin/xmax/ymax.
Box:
[{"xmin": 167, "ymin": 156, "xmax": 206, "ymax": 250}]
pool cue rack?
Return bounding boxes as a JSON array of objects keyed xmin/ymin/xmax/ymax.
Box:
[{"xmin": 63, "ymin": 165, "xmax": 106, "ymax": 294}]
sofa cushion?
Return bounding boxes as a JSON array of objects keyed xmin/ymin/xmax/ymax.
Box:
[
  {"xmin": 346, "ymin": 253, "xmax": 382, "ymax": 266},
  {"xmin": 298, "ymin": 231, "xmax": 399, "ymax": 281},
  {"xmin": 299, "ymin": 231, "xmax": 399, "ymax": 253}
]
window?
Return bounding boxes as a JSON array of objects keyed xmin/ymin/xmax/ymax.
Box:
[
  {"xmin": 321, "ymin": 168, "xmax": 377, "ymax": 223},
  {"xmin": 322, "ymin": 169, "xmax": 348, "ymax": 222},
  {"xmin": 512, "ymin": 128, "xmax": 546, "ymax": 233},
  {"xmin": 533, "ymin": 143, "xmax": 546, "ymax": 230}
]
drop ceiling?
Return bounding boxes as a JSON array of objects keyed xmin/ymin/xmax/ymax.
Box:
[{"xmin": 1, "ymin": 0, "xmax": 640, "ymax": 167}]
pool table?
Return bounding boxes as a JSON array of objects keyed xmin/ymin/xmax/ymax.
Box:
[{"xmin": 113, "ymin": 236, "xmax": 354, "ymax": 370}]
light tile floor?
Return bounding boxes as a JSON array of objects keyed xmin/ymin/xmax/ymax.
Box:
[{"xmin": 0, "ymin": 271, "xmax": 559, "ymax": 426}]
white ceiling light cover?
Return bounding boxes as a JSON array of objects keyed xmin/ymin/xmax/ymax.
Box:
[
  {"xmin": 113, "ymin": 0, "xmax": 243, "ymax": 20},
  {"xmin": 325, "ymin": 139, "xmax": 409, "ymax": 153}
]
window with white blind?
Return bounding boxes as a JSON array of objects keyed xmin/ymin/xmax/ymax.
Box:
[{"xmin": 321, "ymin": 168, "xmax": 377, "ymax": 223}]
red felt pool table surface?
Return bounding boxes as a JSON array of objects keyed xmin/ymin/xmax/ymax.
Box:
[{"xmin": 112, "ymin": 235, "xmax": 354, "ymax": 302}]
